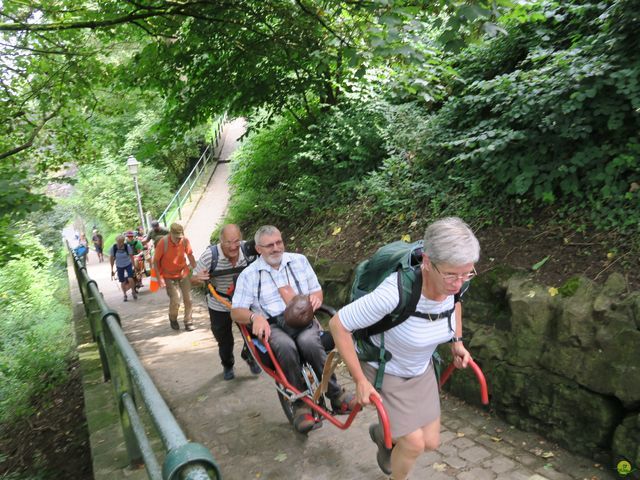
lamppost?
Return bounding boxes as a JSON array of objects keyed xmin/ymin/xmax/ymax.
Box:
[{"xmin": 126, "ymin": 155, "xmax": 146, "ymax": 232}]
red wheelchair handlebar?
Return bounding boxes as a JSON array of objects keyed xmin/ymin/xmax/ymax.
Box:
[{"xmin": 439, "ymin": 358, "xmax": 489, "ymax": 405}]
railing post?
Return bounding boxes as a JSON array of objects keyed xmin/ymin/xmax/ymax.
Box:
[{"xmin": 103, "ymin": 317, "xmax": 143, "ymax": 467}]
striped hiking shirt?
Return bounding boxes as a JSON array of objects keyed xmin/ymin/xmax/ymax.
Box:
[{"xmin": 338, "ymin": 273, "xmax": 457, "ymax": 378}]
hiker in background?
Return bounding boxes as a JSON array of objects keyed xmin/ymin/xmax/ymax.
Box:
[
  {"xmin": 76, "ymin": 233, "xmax": 89, "ymax": 264},
  {"xmin": 125, "ymin": 230, "xmax": 145, "ymax": 290},
  {"xmin": 329, "ymin": 217, "xmax": 480, "ymax": 480},
  {"xmin": 143, "ymin": 220, "xmax": 169, "ymax": 247},
  {"xmin": 125, "ymin": 230, "xmax": 144, "ymax": 255},
  {"xmin": 92, "ymin": 229, "xmax": 104, "ymax": 262},
  {"xmin": 231, "ymin": 225, "xmax": 356, "ymax": 434},
  {"xmin": 109, "ymin": 235, "xmax": 137, "ymax": 302},
  {"xmin": 153, "ymin": 222, "xmax": 197, "ymax": 331},
  {"xmin": 192, "ymin": 224, "xmax": 261, "ymax": 380}
]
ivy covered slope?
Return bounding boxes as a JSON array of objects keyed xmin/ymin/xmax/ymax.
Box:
[{"xmin": 227, "ymin": 0, "xmax": 639, "ymax": 257}]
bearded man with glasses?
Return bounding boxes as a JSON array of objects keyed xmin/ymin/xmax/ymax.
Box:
[{"xmin": 231, "ymin": 225, "xmax": 356, "ymax": 433}]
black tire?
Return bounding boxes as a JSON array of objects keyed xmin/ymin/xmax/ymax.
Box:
[{"xmin": 277, "ymin": 388, "xmax": 295, "ymax": 425}]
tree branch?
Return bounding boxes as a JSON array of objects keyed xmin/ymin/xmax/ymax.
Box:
[
  {"xmin": 0, "ymin": 108, "xmax": 59, "ymax": 160},
  {"xmin": 294, "ymin": 0, "xmax": 349, "ymax": 45},
  {"xmin": 0, "ymin": 9, "xmax": 171, "ymax": 32}
]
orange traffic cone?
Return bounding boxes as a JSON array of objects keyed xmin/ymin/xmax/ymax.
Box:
[{"xmin": 149, "ymin": 268, "xmax": 160, "ymax": 292}]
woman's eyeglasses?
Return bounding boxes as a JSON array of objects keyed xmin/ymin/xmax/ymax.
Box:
[{"xmin": 432, "ymin": 263, "xmax": 477, "ymax": 283}]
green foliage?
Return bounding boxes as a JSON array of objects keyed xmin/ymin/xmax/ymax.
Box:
[
  {"xmin": 0, "ymin": 241, "xmax": 73, "ymax": 422},
  {"xmin": 370, "ymin": 0, "xmax": 640, "ymax": 233},
  {"xmin": 25, "ymin": 202, "xmax": 74, "ymax": 253},
  {"xmin": 227, "ymin": 101, "xmax": 387, "ymax": 227},
  {"xmin": 558, "ymin": 277, "xmax": 583, "ymax": 297},
  {"xmin": 358, "ymin": 101, "xmax": 494, "ymax": 223},
  {"xmin": 71, "ymin": 159, "xmax": 173, "ymax": 234},
  {"xmin": 0, "ymin": 166, "xmax": 54, "ymax": 262}
]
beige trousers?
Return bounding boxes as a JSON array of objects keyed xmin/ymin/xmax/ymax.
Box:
[{"xmin": 164, "ymin": 276, "xmax": 192, "ymax": 325}]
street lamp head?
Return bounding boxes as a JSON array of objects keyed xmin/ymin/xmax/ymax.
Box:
[{"xmin": 126, "ymin": 155, "xmax": 139, "ymax": 176}]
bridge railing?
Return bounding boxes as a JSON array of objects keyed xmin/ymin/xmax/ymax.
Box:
[
  {"xmin": 157, "ymin": 113, "xmax": 227, "ymax": 227},
  {"xmin": 68, "ymin": 243, "xmax": 222, "ymax": 480}
]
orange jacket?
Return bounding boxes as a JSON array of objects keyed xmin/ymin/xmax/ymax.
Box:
[{"xmin": 154, "ymin": 236, "xmax": 193, "ymax": 279}]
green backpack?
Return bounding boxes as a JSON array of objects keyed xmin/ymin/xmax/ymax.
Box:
[{"xmin": 350, "ymin": 240, "xmax": 468, "ymax": 389}]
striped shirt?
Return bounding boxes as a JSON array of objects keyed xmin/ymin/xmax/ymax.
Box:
[
  {"xmin": 232, "ymin": 252, "xmax": 321, "ymax": 318},
  {"xmin": 338, "ymin": 273, "xmax": 458, "ymax": 378},
  {"xmin": 195, "ymin": 244, "xmax": 249, "ymax": 312}
]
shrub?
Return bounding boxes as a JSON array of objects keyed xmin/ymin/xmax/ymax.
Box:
[
  {"xmin": 228, "ymin": 100, "xmax": 388, "ymax": 227},
  {"xmin": 0, "ymin": 245, "xmax": 73, "ymax": 422},
  {"xmin": 369, "ymin": 0, "xmax": 640, "ymax": 233}
]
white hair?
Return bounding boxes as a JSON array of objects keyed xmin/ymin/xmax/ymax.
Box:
[
  {"xmin": 423, "ymin": 217, "xmax": 480, "ymax": 265},
  {"xmin": 254, "ymin": 225, "xmax": 280, "ymax": 245}
]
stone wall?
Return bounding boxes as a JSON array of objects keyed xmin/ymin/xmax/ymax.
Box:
[{"xmin": 313, "ymin": 260, "xmax": 640, "ymax": 467}]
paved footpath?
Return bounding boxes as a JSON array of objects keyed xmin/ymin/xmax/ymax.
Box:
[{"xmin": 80, "ymin": 119, "xmax": 616, "ymax": 480}]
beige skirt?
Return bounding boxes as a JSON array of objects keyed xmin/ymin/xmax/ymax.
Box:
[{"xmin": 361, "ymin": 361, "xmax": 440, "ymax": 439}]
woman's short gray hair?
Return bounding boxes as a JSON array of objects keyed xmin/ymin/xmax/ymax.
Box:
[
  {"xmin": 423, "ymin": 217, "xmax": 480, "ymax": 266},
  {"xmin": 116, "ymin": 234, "xmax": 125, "ymax": 243},
  {"xmin": 254, "ymin": 225, "xmax": 280, "ymax": 245}
]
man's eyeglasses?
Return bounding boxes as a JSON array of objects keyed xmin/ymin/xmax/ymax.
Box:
[
  {"xmin": 432, "ymin": 263, "xmax": 477, "ymax": 283},
  {"xmin": 258, "ymin": 239, "xmax": 284, "ymax": 250}
]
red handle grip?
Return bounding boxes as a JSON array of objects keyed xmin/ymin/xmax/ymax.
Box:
[
  {"xmin": 370, "ymin": 395, "xmax": 392, "ymax": 449},
  {"xmin": 439, "ymin": 358, "xmax": 489, "ymax": 405}
]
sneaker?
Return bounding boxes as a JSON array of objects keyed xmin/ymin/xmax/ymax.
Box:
[
  {"xmin": 292, "ymin": 404, "xmax": 315, "ymax": 434},
  {"xmin": 246, "ymin": 357, "xmax": 261, "ymax": 375},
  {"xmin": 123, "ymin": 294, "xmax": 128, "ymax": 302},
  {"xmin": 330, "ymin": 390, "xmax": 357, "ymax": 414},
  {"xmin": 369, "ymin": 423, "xmax": 392, "ymax": 475},
  {"xmin": 169, "ymin": 319, "xmax": 180, "ymax": 331},
  {"xmin": 184, "ymin": 323, "xmax": 195, "ymax": 331},
  {"xmin": 223, "ymin": 366, "xmax": 235, "ymax": 380},
  {"xmin": 132, "ymin": 291, "xmax": 138, "ymax": 300}
]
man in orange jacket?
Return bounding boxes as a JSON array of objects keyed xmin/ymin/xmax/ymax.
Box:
[{"xmin": 153, "ymin": 222, "xmax": 197, "ymax": 331}]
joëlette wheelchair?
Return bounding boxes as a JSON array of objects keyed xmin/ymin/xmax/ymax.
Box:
[{"xmin": 207, "ymin": 284, "xmax": 490, "ymax": 453}]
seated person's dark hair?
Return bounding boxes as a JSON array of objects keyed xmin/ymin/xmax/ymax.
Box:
[
  {"xmin": 267, "ymin": 294, "xmax": 315, "ymax": 339},
  {"xmin": 284, "ymin": 294, "xmax": 314, "ymax": 330}
]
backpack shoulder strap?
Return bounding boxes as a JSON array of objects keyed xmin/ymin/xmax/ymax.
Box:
[
  {"xmin": 356, "ymin": 268, "xmax": 422, "ymax": 338},
  {"xmin": 155, "ymin": 235, "xmax": 168, "ymax": 258},
  {"xmin": 208, "ymin": 244, "xmax": 220, "ymax": 276},
  {"xmin": 454, "ymin": 280, "xmax": 470, "ymax": 303},
  {"xmin": 396, "ymin": 268, "xmax": 423, "ymax": 322}
]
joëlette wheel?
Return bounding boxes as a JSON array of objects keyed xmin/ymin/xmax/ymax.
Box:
[{"xmin": 277, "ymin": 388, "xmax": 294, "ymax": 425}]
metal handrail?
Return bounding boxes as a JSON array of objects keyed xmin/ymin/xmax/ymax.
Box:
[
  {"xmin": 68, "ymin": 243, "xmax": 222, "ymax": 480},
  {"xmin": 157, "ymin": 113, "xmax": 227, "ymax": 227}
]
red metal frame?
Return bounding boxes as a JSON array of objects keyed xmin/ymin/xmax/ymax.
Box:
[
  {"xmin": 439, "ymin": 358, "xmax": 489, "ymax": 405},
  {"xmin": 208, "ymin": 282, "xmax": 488, "ymax": 450},
  {"xmin": 238, "ymin": 323, "xmax": 393, "ymax": 449}
]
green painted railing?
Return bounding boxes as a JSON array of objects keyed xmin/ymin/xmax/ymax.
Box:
[
  {"xmin": 69, "ymin": 243, "xmax": 222, "ymax": 480},
  {"xmin": 157, "ymin": 113, "xmax": 227, "ymax": 227}
]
